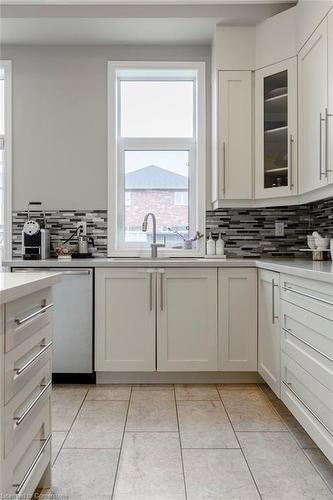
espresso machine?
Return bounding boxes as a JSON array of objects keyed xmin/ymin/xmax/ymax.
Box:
[{"xmin": 22, "ymin": 202, "xmax": 50, "ymax": 260}]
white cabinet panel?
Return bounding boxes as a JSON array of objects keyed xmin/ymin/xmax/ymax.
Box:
[
  {"xmin": 298, "ymin": 19, "xmax": 329, "ymax": 193},
  {"xmin": 258, "ymin": 269, "xmax": 280, "ymax": 396},
  {"xmin": 217, "ymin": 71, "xmax": 253, "ymax": 200},
  {"xmin": 157, "ymin": 268, "xmax": 217, "ymax": 371},
  {"xmin": 95, "ymin": 268, "xmax": 155, "ymax": 372},
  {"xmin": 328, "ymin": 9, "xmax": 333, "ymax": 184},
  {"xmin": 296, "ymin": 0, "xmax": 333, "ymax": 51},
  {"xmin": 218, "ymin": 268, "xmax": 257, "ymax": 371}
]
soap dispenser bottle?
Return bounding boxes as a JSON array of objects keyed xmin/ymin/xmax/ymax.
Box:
[
  {"xmin": 216, "ymin": 233, "xmax": 225, "ymax": 256},
  {"xmin": 206, "ymin": 232, "xmax": 216, "ymax": 256}
]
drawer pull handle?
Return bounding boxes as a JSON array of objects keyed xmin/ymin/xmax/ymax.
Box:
[
  {"xmin": 272, "ymin": 279, "xmax": 279, "ymax": 324},
  {"xmin": 282, "ymin": 381, "xmax": 333, "ymax": 438},
  {"xmin": 15, "ymin": 303, "xmax": 53, "ymax": 326},
  {"xmin": 282, "ymin": 286, "xmax": 333, "ymax": 306},
  {"xmin": 13, "ymin": 434, "xmax": 51, "ymax": 495},
  {"xmin": 14, "ymin": 341, "xmax": 53, "ymax": 376},
  {"xmin": 282, "ymin": 327, "xmax": 333, "ymax": 363},
  {"xmin": 14, "ymin": 380, "xmax": 52, "ymax": 426}
]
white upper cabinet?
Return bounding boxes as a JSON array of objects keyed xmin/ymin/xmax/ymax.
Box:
[
  {"xmin": 255, "ymin": 7, "xmax": 297, "ymax": 70},
  {"xmin": 296, "ymin": 0, "xmax": 333, "ymax": 51},
  {"xmin": 216, "ymin": 71, "xmax": 253, "ymax": 200},
  {"xmin": 157, "ymin": 268, "xmax": 218, "ymax": 371},
  {"xmin": 328, "ymin": 9, "xmax": 333, "ymax": 184},
  {"xmin": 95, "ymin": 268, "xmax": 156, "ymax": 372},
  {"xmin": 298, "ymin": 19, "xmax": 329, "ymax": 193},
  {"xmin": 255, "ymin": 58, "xmax": 297, "ymax": 199}
]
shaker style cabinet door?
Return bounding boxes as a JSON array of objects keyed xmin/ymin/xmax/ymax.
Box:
[
  {"xmin": 298, "ymin": 18, "xmax": 329, "ymax": 193},
  {"xmin": 255, "ymin": 57, "xmax": 297, "ymax": 199},
  {"xmin": 328, "ymin": 9, "xmax": 333, "ymax": 185},
  {"xmin": 95, "ymin": 268, "xmax": 155, "ymax": 371},
  {"xmin": 258, "ymin": 269, "xmax": 281, "ymax": 396},
  {"xmin": 157, "ymin": 268, "xmax": 218, "ymax": 371},
  {"xmin": 218, "ymin": 268, "xmax": 257, "ymax": 371},
  {"xmin": 217, "ymin": 71, "xmax": 253, "ymax": 200}
]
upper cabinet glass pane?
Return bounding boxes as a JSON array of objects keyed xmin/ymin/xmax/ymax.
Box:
[
  {"xmin": 120, "ymin": 80, "xmax": 194, "ymax": 138},
  {"xmin": 263, "ymin": 70, "xmax": 288, "ymax": 189}
]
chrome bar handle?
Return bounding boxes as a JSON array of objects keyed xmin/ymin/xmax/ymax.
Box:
[
  {"xmin": 319, "ymin": 113, "xmax": 325, "ymax": 179},
  {"xmin": 325, "ymin": 108, "xmax": 332, "ymax": 175},
  {"xmin": 222, "ymin": 142, "xmax": 226, "ymax": 194},
  {"xmin": 282, "ymin": 285, "xmax": 333, "ymax": 306},
  {"xmin": 282, "ymin": 327, "xmax": 333, "ymax": 363},
  {"xmin": 15, "ymin": 303, "xmax": 53, "ymax": 326},
  {"xmin": 283, "ymin": 381, "xmax": 333, "ymax": 438},
  {"xmin": 14, "ymin": 381, "xmax": 52, "ymax": 426},
  {"xmin": 159, "ymin": 269, "xmax": 165, "ymax": 311},
  {"xmin": 271, "ymin": 279, "xmax": 278, "ymax": 324},
  {"xmin": 289, "ymin": 134, "xmax": 294, "ymax": 190},
  {"xmin": 149, "ymin": 272, "xmax": 153, "ymax": 311},
  {"xmin": 59, "ymin": 270, "xmax": 91, "ymax": 275},
  {"xmin": 14, "ymin": 434, "xmax": 51, "ymax": 494},
  {"xmin": 14, "ymin": 341, "xmax": 53, "ymax": 377}
]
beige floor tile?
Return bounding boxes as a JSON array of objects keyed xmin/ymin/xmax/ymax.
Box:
[
  {"xmin": 177, "ymin": 400, "xmax": 239, "ymax": 449},
  {"xmin": 238, "ymin": 432, "xmax": 333, "ymax": 499},
  {"xmin": 217, "ymin": 383, "xmax": 259, "ymax": 391},
  {"xmin": 126, "ymin": 390, "xmax": 177, "ymax": 431},
  {"xmin": 52, "ymin": 391, "xmax": 85, "ymax": 431},
  {"xmin": 269, "ymin": 397, "xmax": 318, "ymax": 448},
  {"xmin": 50, "ymin": 448, "xmax": 118, "ymax": 500},
  {"xmin": 64, "ymin": 400, "xmax": 128, "ymax": 448},
  {"xmin": 52, "ymin": 431, "xmax": 67, "ymax": 464},
  {"xmin": 183, "ymin": 449, "xmax": 260, "ymax": 500},
  {"xmin": 219, "ymin": 386, "xmax": 286, "ymax": 431},
  {"xmin": 52, "ymin": 384, "xmax": 90, "ymax": 396},
  {"xmin": 304, "ymin": 448, "xmax": 333, "ymax": 493},
  {"xmin": 86, "ymin": 384, "xmax": 131, "ymax": 401},
  {"xmin": 132, "ymin": 383, "xmax": 174, "ymax": 391},
  {"xmin": 175, "ymin": 384, "xmax": 220, "ymax": 401},
  {"xmin": 113, "ymin": 432, "xmax": 185, "ymax": 500},
  {"xmin": 257, "ymin": 383, "xmax": 279, "ymax": 401}
]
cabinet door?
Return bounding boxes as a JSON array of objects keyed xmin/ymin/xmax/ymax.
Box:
[
  {"xmin": 218, "ymin": 71, "xmax": 253, "ymax": 200},
  {"xmin": 95, "ymin": 268, "xmax": 155, "ymax": 371},
  {"xmin": 157, "ymin": 268, "xmax": 217, "ymax": 371},
  {"xmin": 218, "ymin": 268, "xmax": 257, "ymax": 371},
  {"xmin": 299, "ymin": 19, "xmax": 328, "ymax": 193},
  {"xmin": 258, "ymin": 269, "xmax": 280, "ymax": 396},
  {"xmin": 328, "ymin": 9, "xmax": 333, "ymax": 185},
  {"xmin": 255, "ymin": 58, "xmax": 297, "ymax": 199}
]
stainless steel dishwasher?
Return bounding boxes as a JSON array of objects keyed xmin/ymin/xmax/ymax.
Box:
[{"xmin": 13, "ymin": 268, "xmax": 94, "ymax": 381}]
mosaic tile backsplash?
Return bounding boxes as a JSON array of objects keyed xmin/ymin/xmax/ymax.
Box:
[{"xmin": 12, "ymin": 197, "xmax": 333, "ymax": 258}]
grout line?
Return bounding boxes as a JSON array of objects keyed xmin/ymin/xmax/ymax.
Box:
[
  {"xmin": 216, "ymin": 384, "xmax": 263, "ymax": 500},
  {"xmin": 111, "ymin": 384, "xmax": 133, "ymax": 500},
  {"xmin": 173, "ymin": 385, "xmax": 188, "ymax": 500}
]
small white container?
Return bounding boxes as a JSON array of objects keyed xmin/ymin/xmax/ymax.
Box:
[
  {"xmin": 307, "ymin": 235, "xmax": 316, "ymax": 250},
  {"xmin": 216, "ymin": 234, "xmax": 225, "ymax": 256},
  {"xmin": 206, "ymin": 233, "xmax": 216, "ymax": 256}
]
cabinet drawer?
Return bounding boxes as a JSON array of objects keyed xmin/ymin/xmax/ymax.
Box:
[
  {"xmin": 4, "ymin": 323, "xmax": 52, "ymax": 404},
  {"xmin": 281, "ymin": 352, "xmax": 333, "ymax": 436},
  {"xmin": 5, "ymin": 288, "xmax": 53, "ymax": 353},
  {"xmin": 4, "ymin": 361, "xmax": 51, "ymax": 457},
  {"xmin": 280, "ymin": 274, "xmax": 333, "ymax": 321},
  {"xmin": 281, "ymin": 301, "xmax": 333, "ymax": 391},
  {"xmin": 3, "ymin": 402, "xmax": 51, "ymax": 495}
]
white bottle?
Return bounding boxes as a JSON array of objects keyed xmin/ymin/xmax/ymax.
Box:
[
  {"xmin": 216, "ymin": 233, "xmax": 225, "ymax": 256},
  {"xmin": 206, "ymin": 232, "xmax": 216, "ymax": 256}
]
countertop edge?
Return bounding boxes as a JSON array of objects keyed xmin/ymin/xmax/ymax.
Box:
[{"xmin": 0, "ymin": 272, "xmax": 62, "ymax": 305}]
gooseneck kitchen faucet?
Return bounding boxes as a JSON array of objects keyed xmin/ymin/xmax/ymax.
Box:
[{"xmin": 142, "ymin": 213, "xmax": 166, "ymax": 258}]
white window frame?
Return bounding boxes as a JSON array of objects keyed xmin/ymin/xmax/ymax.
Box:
[
  {"xmin": 0, "ymin": 61, "xmax": 12, "ymax": 263},
  {"xmin": 108, "ymin": 61, "xmax": 206, "ymax": 257}
]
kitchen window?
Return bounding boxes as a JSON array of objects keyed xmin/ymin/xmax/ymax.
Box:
[
  {"xmin": 0, "ymin": 61, "xmax": 11, "ymax": 264},
  {"xmin": 108, "ymin": 61, "xmax": 206, "ymax": 256}
]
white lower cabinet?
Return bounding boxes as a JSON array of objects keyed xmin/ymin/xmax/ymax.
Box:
[
  {"xmin": 218, "ymin": 268, "xmax": 257, "ymax": 371},
  {"xmin": 95, "ymin": 268, "xmax": 156, "ymax": 371},
  {"xmin": 157, "ymin": 268, "xmax": 218, "ymax": 371},
  {"xmin": 258, "ymin": 269, "xmax": 281, "ymax": 396}
]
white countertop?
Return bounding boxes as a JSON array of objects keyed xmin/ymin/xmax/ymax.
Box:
[
  {"xmin": 3, "ymin": 257, "xmax": 333, "ymax": 284},
  {"xmin": 0, "ymin": 272, "xmax": 62, "ymax": 304}
]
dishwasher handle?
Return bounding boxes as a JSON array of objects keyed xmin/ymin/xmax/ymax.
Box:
[{"xmin": 13, "ymin": 268, "xmax": 91, "ymax": 276}]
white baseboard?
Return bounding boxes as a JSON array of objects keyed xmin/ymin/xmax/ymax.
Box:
[{"xmin": 96, "ymin": 371, "xmax": 263, "ymax": 384}]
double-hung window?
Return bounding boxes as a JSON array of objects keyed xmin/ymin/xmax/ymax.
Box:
[{"xmin": 108, "ymin": 61, "xmax": 205, "ymax": 256}]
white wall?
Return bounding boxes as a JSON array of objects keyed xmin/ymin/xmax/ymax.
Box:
[{"xmin": 2, "ymin": 44, "xmax": 211, "ymax": 210}]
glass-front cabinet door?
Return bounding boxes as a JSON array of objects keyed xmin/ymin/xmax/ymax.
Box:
[{"xmin": 255, "ymin": 58, "xmax": 297, "ymax": 199}]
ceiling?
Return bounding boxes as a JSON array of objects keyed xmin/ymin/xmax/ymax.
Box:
[{"xmin": 0, "ymin": 2, "xmax": 296, "ymax": 45}]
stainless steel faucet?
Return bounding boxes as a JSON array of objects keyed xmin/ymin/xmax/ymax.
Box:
[{"xmin": 142, "ymin": 213, "xmax": 166, "ymax": 258}]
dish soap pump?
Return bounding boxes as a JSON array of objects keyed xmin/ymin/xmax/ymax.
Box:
[
  {"xmin": 216, "ymin": 233, "xmax": 225, "ymax": 256},
  {"xmin": 206, "ymin": 232, "xmax": 216, "ymax": 256}
]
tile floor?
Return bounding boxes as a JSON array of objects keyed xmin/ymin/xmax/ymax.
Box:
[{"xmin": 42, "ymin": 383, "xmax": 333, "ymax": 500}]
